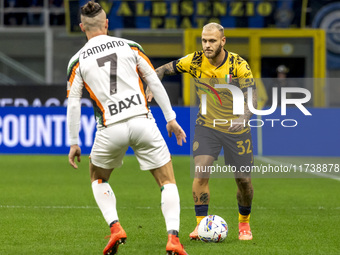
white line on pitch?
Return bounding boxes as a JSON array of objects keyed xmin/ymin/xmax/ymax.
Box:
[
  {"xmin": 256, "ymin": 156, "xmax": 340, "ymax": 181},
  {"xmin": 1, "ymin": 205, "xmax": 339, "ymax": 210}
]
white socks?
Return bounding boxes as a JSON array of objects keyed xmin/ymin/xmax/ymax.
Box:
[
  {"xmin": 92, "ymin": 180, "xmax": 180, "ymax": 232},
  {"xmin": 92, "ymin": 179, "xmax": 118, "ymax": 225},
  {"xmin": 161, "ymin": 183, "xmax": 180, "ymax": 232}
]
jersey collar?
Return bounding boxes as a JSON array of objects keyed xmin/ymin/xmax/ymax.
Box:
[{"xmin": 215, "ymin": 49, "xmax": 228, "ymax": 70}]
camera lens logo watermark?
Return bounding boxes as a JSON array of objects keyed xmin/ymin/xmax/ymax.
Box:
[{"xmin": 200, "ymin": 84, "xmax": 311, "ymax": 128}]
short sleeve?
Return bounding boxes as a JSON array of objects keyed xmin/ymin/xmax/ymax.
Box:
[
  {"xmin": 175, "ymin": 53, "xmax": 195, "ymax": 74},
  {"xmin": 237, "ymin": 58, "xmax": 255, "ymax": 92}
]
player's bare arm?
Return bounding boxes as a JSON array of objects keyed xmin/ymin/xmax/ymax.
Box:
[
  {"xmin": 166, "ymin": 119, "xmax": 187, "ymax": 146},
  {"xmin": 228, "ymin": 88, "xmax": 257, "ymax": 132},
  {"xmin": 244, "ymin": 88, "xmax": 257, "ymax": 121},
  {"xmin": 156, "ymin": 61, "xmax": 177, "ymax": 80},
  {"xmin": 68, "ymin": 144, "xmax": 81, "ymax": 169},
  {"xmin": 146, "ymin": 61, "xmax": 178, "ymax": 102},
  {"xmin": 145, "ymin": 86, "xmax": 153, "ymax": 102}
]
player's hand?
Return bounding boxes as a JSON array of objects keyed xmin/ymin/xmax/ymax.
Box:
[
  {"xmin": 68, "ymin": 144, "xmax": 81, "ymax": 169},
  {"xmin": 145, "ymin": 86, "xmax": 154, "ymax": 102},
  {"xmin": 166, "ymin": 119, "xmax": 187, "ymax": 146},
  {"xmin": 228, "ymin": 116, "xmax": 247, "ymax": 132}
]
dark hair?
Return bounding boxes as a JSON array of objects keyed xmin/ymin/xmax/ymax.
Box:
[{"xmin": 80, "ymin": 1, "xmax": 103, "ymax": 17}]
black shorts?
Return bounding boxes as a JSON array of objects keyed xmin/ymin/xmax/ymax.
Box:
[{"xmin": 192, "ymin": 125, "xmax": 254, "ymax": 170}]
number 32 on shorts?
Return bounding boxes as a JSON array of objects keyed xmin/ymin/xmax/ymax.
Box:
[{"xmin": 236, "ymin": 139, "xmax": 252, "ymax": 155}]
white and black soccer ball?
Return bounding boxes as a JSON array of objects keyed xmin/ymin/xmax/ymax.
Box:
[{"xmin": 197, "ymin": 215, "xmax": 228, "ymax": 243}]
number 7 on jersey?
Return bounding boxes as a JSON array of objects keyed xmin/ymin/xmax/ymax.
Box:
[{"xmin": 97, "ymin": 53, "xmax": 118, "ymax": 95}]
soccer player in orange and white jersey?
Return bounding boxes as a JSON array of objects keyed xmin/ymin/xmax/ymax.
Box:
[
  {"xmin": 149, "ymin": 23, "xmax": 256, "ymax": 241},
  {"xmin": 66, "ymin": 2, "xmax": 187, "ymax": 255}
]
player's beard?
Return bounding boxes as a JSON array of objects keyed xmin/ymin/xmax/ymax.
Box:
[{"xmin": 204, "ymin": 44, "xmax": 223, "ymax": 59}]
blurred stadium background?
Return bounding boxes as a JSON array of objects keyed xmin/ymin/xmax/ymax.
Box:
[
  {"xmin": 1, "ymin": 0, "xmax": 340, "ymax": 156},
  {"xmin": 1, "ymin": 1, "xmax": 340, "ymax": 254}
]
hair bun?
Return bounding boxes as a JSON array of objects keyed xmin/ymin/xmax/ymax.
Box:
[{"xmin": 81, "ymin": 1, "xmax": 103, "ymax": 17}]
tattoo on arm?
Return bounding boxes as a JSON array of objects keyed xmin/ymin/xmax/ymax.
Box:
[
  {"xmin": 193, "ymin": 192, "xmax": 198, "ymax": 203},
  {"xmin": 243, "ymin": 88, "xmax": 257, "ymax": 121},
  {"xmin": 199, "ymin": 192, "xmax": 209, "ymax": 204},
  {"xmin": 155, "ymin": 61, "xmax": 177, "ymax": 80}
]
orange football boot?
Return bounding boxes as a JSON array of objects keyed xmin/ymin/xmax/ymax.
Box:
[
  {"xmin": 166, "ymin": 234, "xmax": 188, "ymax": 255},
  {"xmin": 103, "ymin": 222, "xmax": 127, "ymax": 255},
  {"xmin": 238, "ymin": 222, "xmax": 253, "ymax": 240},
  {"xmin": 189, "ymin": 225, "xmax": 199, "ymax": 240}
]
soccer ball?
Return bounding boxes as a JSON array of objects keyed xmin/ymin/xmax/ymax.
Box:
[{"xmin": 197, "ymin": 215, "xmax": 228, "ymax": 243}]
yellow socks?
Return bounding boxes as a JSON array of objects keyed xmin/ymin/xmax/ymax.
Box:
[
  {"xmin": 239, "ymin": 213, "xmax": 250, "ymax": 223},
  {"xmin": 196, "ymin": 216, "xmax": 205, "ymax": 225},
  {"xmin": 194, "ymin": 204, "xmax": 209, "ymax": 225}
]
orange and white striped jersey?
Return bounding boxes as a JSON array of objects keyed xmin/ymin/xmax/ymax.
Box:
[{"xmin": 67, "ymin": 35, "xmax": 153, "ymax": 128}]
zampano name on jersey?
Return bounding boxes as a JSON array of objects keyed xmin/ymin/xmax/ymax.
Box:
[
  {"xmin": 82, "ymin": 40, "xmax": 125, "ymax": 59},
  {"xmin": 108, "ymin": 94, "xmax": 143, "ymax": 116},
  {"xmin": 213, "ymin": 118, "xmax": 298, "ymax": 128}
]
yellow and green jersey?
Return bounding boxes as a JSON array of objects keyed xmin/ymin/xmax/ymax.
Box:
[{"xmin": 174, "ymin": 50, "xmax": 255, "ymax": 134}]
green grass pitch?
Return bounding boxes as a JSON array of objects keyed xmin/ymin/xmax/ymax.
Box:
[{"xmin": 1, "ymin": 155, "xmax": 340, "ymax": 254}]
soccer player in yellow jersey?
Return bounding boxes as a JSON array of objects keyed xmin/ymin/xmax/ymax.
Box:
[{"xmin": 149, "ymin": 23, "xmax": 256, "ymax": 241}]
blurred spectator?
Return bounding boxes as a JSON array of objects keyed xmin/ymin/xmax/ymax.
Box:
[
  {"xmin": 4, "ymin": 0, "xmax": 14, "ymax": 25},
  {"xmin": 276, "ymin": 65, "xmax": 289, "ymax": 80},
  {"xmin": 14, "ymin": 0, "xmax": 30, "ymax": 25},
  {"xmin": 4, "ymin": 0, "xmax": 65, "ymax": 26},
  {"xmin": 29, "ymin": 0, "xmax": 44, "ymax": 25},
  {"xmin": 266, "ymin": 64, "xmax": 290, "ymax": 106},
  {"xmin": 50, "ymin": 0, "xmax": 65, "ymax": 26}
]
